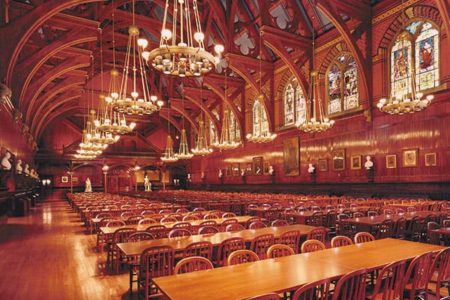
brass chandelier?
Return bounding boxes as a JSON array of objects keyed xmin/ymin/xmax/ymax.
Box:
[
  {"xmin": 143, "ymin": 0, "xmax": 224, "ymax": 77},
  {"xmin": 298, "ymin": 17, "xmax": 334, "ymax": 133},
  {"xmin": 161, "ymin": 103, "xmax": 179, "ymax": 163},
  {"xmin": 191, "ymin": 83, "xmax": 213, "ymax": 155}
]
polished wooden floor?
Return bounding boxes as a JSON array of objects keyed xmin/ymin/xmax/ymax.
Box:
[{"xmin": 0, "ymin": 191, "xmax": 129, "ymax": 300}]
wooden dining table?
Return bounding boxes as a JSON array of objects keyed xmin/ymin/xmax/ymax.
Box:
[
  {"xmin": 153, "ymin": 238, "xmax": 446, "ymax": 300},
  {"xmin": 285, "ymin": 206, "xmax": 373, "ymax": 224},
  {"xmin": 116, "ymin": 224, "xmax": 317, "ymax": 258}
]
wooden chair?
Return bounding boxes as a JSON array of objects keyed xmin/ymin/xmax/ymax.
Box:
[
  {"xmin": 354, "ymin": 232, "xmax": 375, "ymax": 244},
  {"xmin": 127, "ymin": 232, "xmax": 155, "ymax": 242},
  {"xmin": 216, "ymin": 237, "xmax": 245, "ymax": 266},
  {"xmin": 176, "ymin": 208, "xmax": 189, "ymax": 213},
  {"xmin": 394, "ymin": 217, "xmax": 407, "ymax": 239},
  {"xmin": 267, "ymin": 244, "xmax": 295, "ymax": 258},
  {"xmin": 249, "ymin": 220, "xmax": 267, "ymax": 229},
  {"xmin": 193, "ymin": 207, "xmax": 206, "ymax": 212},
  {"xmin": 121, "ymin": 211, "xmax": 134, "ymax": 218},
  {"xmin": 226, "ymin": 223, "xmax": 245, "ymax": 232},
  {"xmin": 172, "ymin": 221, "xmax": 192, "ymax": 233},
  {"xmin": 367, "ymin": 260, "xmax": 406, "ymax": 300},
  {"xmin": 308, "ymin": 212, "xmax": 324, "ymax": 227},
  {"xmin": 331, "ymin": 235, "xmax": 353, "ymax": 248},
  {"xmin": 353, "ymin": 212, "xmax": 365, "ymax": 218},
  {"xmin": 227, "ymin": 249, "xmax": 260, "ymax": 266},
  {"xmin": 367, "ymin": 211, "xmax": 378, "ymax": 217},
  {"xmin": 332, "ymin": 268, "xmax": 367, "ymax": 300},
  {"xmin": 138, "ymin": 246, "xmax": 175, "ymax": 300},
  {"xmin": 271, "ymin": 219, "xmax": 289, "ymax": 227},
  {"xmin": 406, "ymin": 216, "xmax": 425, "ymax": 241},
  {"xmin": 402, "ymin": 251, "xmax": 434, "ymax": 300},
  {"xmin": 183, "ymin": 215, "xmax": 200, "ymax": 221},
  {"xmin": 145, "ymin": 225, "xmax": 167, "ymax": 239},
  {"xmin": 250, "ymin": 234, "xmax": 275, "ymax": 259},
  {"xmin": 325, "ymin": 210, "xmax": 337, "ymax": 232},
  {"xmin": 247, "ymin": 293, "xmax": 280, "ymax": 300},
  {"xmin": 125, "ymin": 232, "xmax": 155, "ymax": 294},
  {"xmin": 383, "ymin": 209, "xmax": 394, "ymax": 215},
  {"xmin": 279, "ymin": 230, "xmax": 301, "ymax": 254},
  {"xmin": 292, "ymin": 278, "xmax": 331, "ymax": 300},
  {"xmin": 138, "ymin": 218, "xmax": 157, "ymax": 226},
  {"xmin": 376, "ymin": 219, "xmax": 394, "ymax": 239},
  {"xmin": 168, "ymin": 213, "xmax": 183, "ymax": 221},
  {"xmin": 105, "ymin": 220, "xmax": 126, "ymax": 227},
  {"xmin": 203, "ymin": 213, "xmax": 220, "ymax": 220},
  {"xmin": 160, "ymin": 216, "xmax": 178, "ymax": 223},
  {"xmin": 168, "ymin": 228, "xmax": 191, "ymax": 238},
  {"xmin": 428, "ymin": 248, "xmax": 450, "ymax": 300},
  {"xmin": 198, "ymin": 226, "xmax": 219, "ymax": 235},
  {"xmin": 159, "ymin": 209, "xmax": 173, "ymax": 214},
  {"xmin": 220, "ymin": 218, "xmax": 238, "ymax": 231},
  {"xmin": 126, "ymin": 215, "xmax": 143, "ymax": 225},
  {"xmin": 184, "ymin": 241, "xmax": 213, "ymax": 260},
  {"xmin": 199, "ymin": 220, "xmax": 217, "ymax": 227},
  {"xmin": 174, "ymin": 256, "xmax": 213, "ymax": 274},
  {"xmin": 427, "ymin": 221, "xmax": 441, "ymax": 245},
  {"xmin": 307, "ymin": 227, "xmax": 327, "ymax": 244},
  {"xmin": 301, "ymin": 239, "xmax": 326, "ymax": 253},
  {"xmin": 109, "ymin": 227, "xmax": 137, "ymax": 272},
  {"xmin": 222, "ymin": 212, "xmax": 237, "ymax": 218},
  {"xmin": 246, "ymin": 217, "xmax": 262, "ymax": 228}
]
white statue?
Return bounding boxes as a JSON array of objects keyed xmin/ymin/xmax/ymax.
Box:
[
  {"xmin": 308, "ymin": 163, "xmax": 316, "ymax": 174},
  {"xmin": 24, "ymin": 163, "xmax": 30, "ymax": 175},
  {"xmin": 144, "ymin": 175, "xmax": 152, "ymax": 192},
  {"xmin": 241, "ymin": 169, "xmax": 246, "ymax": 176},
  {"xmin": 85, "ymin": 177, "xmax": 92, "ymax": 193},
  {"xmin": 268, "ymin": 165, "xmax": 275, "ymax": 176},
  {"xmin": 16, "ymin": 159, "xmax": 23, "ymax": 174},
  {"xmin": 365, "ymin": 156, "xmax": 374, "ymax": 170},
  {"xmin": 218, "ymin": 169, "xmax": 223, "ymax": 178},
  {"xmin": 1, "ymin": 152, "xmax": 12, "ymax": 170}
]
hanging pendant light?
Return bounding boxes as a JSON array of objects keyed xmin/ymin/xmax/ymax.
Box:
[
  {"xmin": 377, "ymin": 0, "xmax": 433, "ymax": 115},
  {"xmin": 161, "ymin": 103, "xmax": 179, "ymax": 163},
  {"xmin": 192, "ymin": 81, "xmax": 213, "ymax": 155},
  {"xmin": 175, "ymin": 85, "xmax": 193, "ymax": 159},
  {"xmin": 144, "ymin": 0, "xmax": 224, "ymax": 77},
  {"xmin": 298, "ymin": 10, "xmax": 334, "ymax": 133},
  {"xmin": 246, "ymin": 30, "xmax": 277, "ymax": 143}
]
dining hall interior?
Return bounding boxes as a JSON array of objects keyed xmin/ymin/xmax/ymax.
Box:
[{"xmin": 0, "ymin": 0, "xmax": 449, "ymax": 299}]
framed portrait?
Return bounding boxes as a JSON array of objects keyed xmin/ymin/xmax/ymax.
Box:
[
  {"xmin": 232, "ymin": 163, "xmax": 240, "ymax": 176},
  {"xmin": 403, "ymin": 149, "xmax": 418, "ymax": 167},
  {"xmin": 263, "ymin": 161, "xmax": 270, "ymax": 175},
  {"xmin": 424, "ymin": 152, "xmax": 437, "ymax": 167},
  {"xmin": 253, "ymin": 157, "xmax": 263, "ymax": 175},
  {"xmin": 246, "ymin": 163, "xmax": 253, "ymax": 173},
  {"xmin": 350, "ymin": 155, "xmax": 362, "ymax": 170},
  {"xmin": 386, "ymin": 154, "xmax": 397, "ymax": 169},
  {"xmin": 283, "ymin": 137, "xmax": 300, "ymax": 176},
  {"xmin": 318, "ymin": 159, "xmax": 328, "ymax": 172},
  {"xmin": 333, "ymin": 149, "xmax": 345, "ymax": 171},
  {"xmin": 61, "ymin": 176, "xmax": 68, "ymax": 183}
]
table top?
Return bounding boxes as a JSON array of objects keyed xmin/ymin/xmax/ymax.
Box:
[
  {"xmin": 117, "ymin": 224, "xmax": 317, "ymax": 257},
  {"xmin": 90, "ymin": 210, "xmax": 219, "ymax": 224},
  {"xmin": 285, "ymin": 206, "xmax": 373, "ymax": 217},
  {"xmin": 100, "ymin": 216, "xmax": 257, "ymax": 235},
  {"xmin": 153, "ymin": 239, "xmax": 446, "ymax": 300},
  {"xmin": 340, "ymin": 211, "xmax": 435, "ymax": 226}
]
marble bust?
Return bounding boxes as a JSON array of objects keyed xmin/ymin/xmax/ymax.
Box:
[
  {"xmin": 365, "ymin": 156, "xmax": 374, "ymax": 170},
  {"xmin": 1, "ymin": 152, "xmax": 12, "ymax": 170},
  {"xmin": 24, "ymin": 164, "xmax": 30, "ymax": 175},
  {"xmin": 308, "ymin": 163, "xmax": 316, "ymax": 174},
  {"xmin": 16, "ymin": 159, "xmax": 23, "ymax": 174},
  {"xmin": 268, "ymin": 165, "xmax": 275, "ymax": 175}
]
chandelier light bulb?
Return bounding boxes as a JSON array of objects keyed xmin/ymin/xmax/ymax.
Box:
[
  {"xmin": 194, "ymin": 32, "xmax": 205, "ymax": 42},
  {"xmin": 161, "ymin": 29, "xmax": 172, "ymax": 41},
  {"xmin": 137, "ymin": 38, "xmax": 148, "ymax": 48},
  {"xmin": 214, "ymin": 44, "xmax": 224, "ymax": 54}
]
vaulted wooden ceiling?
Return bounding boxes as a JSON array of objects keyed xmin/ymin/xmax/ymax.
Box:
[{"xmin": 0, "ymin": 0, "xmax": 377, "ymax": 155}]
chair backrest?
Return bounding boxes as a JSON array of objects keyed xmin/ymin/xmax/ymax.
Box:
[
  {"xmin": 331, "ymin": 235, "xmax": 353, "ymax": 248},
  {"xmin": 126, "ymin": 215, "xmax": 143, "ymax": 225},
  {"xmin": 182, "ymin": 215, "xmax": 200, "ymax": 221},
  {"xmin": 249, "ymin": 220, "xmax": 267, "ymax": 229},
  {"xmin": 105, "ymin": 220, "xmax": 126, "ymax": 227},
  {"xmin": 176, "ymin": 208, "xmax": 189, "ymax": 213},
  {"xmin": 331, "ymin": 268, "xmax": 367, "ymax": 300},
  {"xmin": 174, "ymin": 256, "xmax": 213, "ymax": 274},
  {"xmin": 267, "ymin": 244, "xmax": 295, "ymax": 258},
  {"xmin": 226, "ymin": 223, "xmax": 245, "ymax": 232},
  {"xmin": 383, "ymin": 209, "xmax": 394, "ymax": 215},
  {"xmin": 127, "ymin": 232, "xmax": 155, "ymax": 242},
  {"xmin": 168, "ymin": 213, "xmax": 183, "ymax": 221},
  {"xmin": 199, "ymin": 220, "xmax": 217, "ymax": 227},
  {"xmin": 427, "ymin": 221, "xmax": 441, "ymax": 244},
  {"xmin": 337, "ymin": 213, "xmax": 350, "ymax": 221},
  {"xmin": 160, "ymin": 216, "xmax": 178, "ymax": 223},
  {"xmin": 394, "ymin": 217, "xmax": 407, "ymax": 238},
  {"xmin": 227, "ymin": 249, "xmax": 260, "ymax": 266},
  {"xmin": 217, "ymin": 237, "xmax": 246, "ymax": 266},
  {"xmin": 198, "ymin": 226, "xmax": 219, "ymax": 235},
  {"xmin": 96, "ymin": 212, "xmax": 112, "ymax": 219},
  {"xmin": 301, "ymin": 239, "xmax": 326, "ymax": 253},
  {"xmin": 173, "ymin": 221, "xmax": 192, "ymax": 231},
  {"xmin": 443, "ymin": 219, "xmax": 450, "ymax": 227},
  {"xmin": 184, "ymin": 241, "xmax": 213, "ymax": 260},
  {"xmin": 140, "ymin": 246, "xmax": 175, "ymax": 285},
  {"xmin": 353, "ymin": 212, "xmax": 365, "ymax": 218},
  {"xmin": 377, "ymin": 219, "xmax": 394, "ymax": 239},
  {"xmin": 402, "ymin": 251, "xmax": 434, "ymax": 298},
  {"xmin": 145, "ymin": 224, "xmax": 167, "ymax": 239},
  {"xmin": 159, "ymin": 209, "xmax": 173, "ymax": 214},
  {"xmin": 168, "ymin": 228, "xmax": 192, "ymax": 238},
  {"xmin": 220, "ymin": 218, "xmax": 238, "ymax": 231},
  {"xmin": 203, "ymin": 213, "xmax": 220, "ymax": 220},
  {"xmin": 222, "ymin": 212, "xmax": 237, "ymax": 218},
  {"xmin": 371, "ymin": 260, "xmax": 406, "ymax": 300},
  {"xmin": 112, "ymin": 227, "xmax": 137, "ymax": 243},
  {"xmin": 193, "ymin": 207, "xmax": 206, "ymax": 212},
  {"xmin": 292, "ymin": 278, "xmax": 331, "ymax": 300},
  {"xmin": 121, "ymin": 211, "xmax": 134, "ymax": 218},
  {"xmin": 138, "ymin": 218, "xmax": 157, "ymax": 226},
  {"xmin": 247, "ymin": 293, "xmax": 280, "ymax": 300},
  {"xmin": 271, "ymin": 219, "xmax": 289, "ymax": 227},
  {"xmin": 309, "ymin": 212, "xmax": 324, "ymax": 227},
  {"xmin": 246, "ymin": 217, "xmax": 262, "ymax": 228},
  {"xmin": 279, "ymin": 230, "xmax": 301, "ymax": 254},
  {"xmin": 250, "ymin": 234, "xmax": 275, "ymax": 259},
  {"xmin": 354, "ymin": 232, "xmax": 375, "ymax": 244},
  {"xmin": 325, "ymin": 211, "xmax": 337, "ymax": 228},
  {"xmin": 367, "ymin": 211, "xmax": 378, "ymax": 217},
  {"xmin": 307, "ymin": 227, "xmax": 327, "ymax": 244},
  {"xmin": 429, "ymin": 248, "xmax": 450, "ymax": 299}
]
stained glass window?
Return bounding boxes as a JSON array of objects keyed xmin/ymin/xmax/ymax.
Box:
[
  {"xmin": 228, "ymin": 110, "xmax": 241, "ymax": 142},
  {"xmin": 390, "ymin": 20, "xmax": 439, "ymax": 98},
  {"xmin": 327, "ymin": 54, "xmax": 359, "ymax": 115},
  {"xmin": 209, "ymin": 119, "xmax": 217, "ymax": 145},
  {"xmin": 283, "ymin": 78, "xmax": 306, "ymax": 126},
  {"xmin": 252, "ymin": 98, "xmax": 270, "ymax": 135}
]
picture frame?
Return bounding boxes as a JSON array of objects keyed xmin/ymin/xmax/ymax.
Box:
[
  {"xmin": 246, "ymin": 163, "xmax": 253, "ymax": 173},
  {"xmin": 283, "ymin": 137, "xmax": 300, "ymax": 176},
  {"xmin": 424, "ymin": 152, "xmax": 437, "ymax": 167},
  {"xmin": 225, "ymin": 165, "xmax": 232, "ymax": 176},
  {"xmin": 232, "ymin": 163, "xmax": 240, "ymax": 176},
  {"xmin": 403, "ymin": 149, "xmax": 418, "ymax": 167},
  {"xmin": 350, "ymin": 155, "xmax": 362, "ymax": 170},
  {"xmin": 263, "ymin": 161, "xmax": 270, "ymax": 175},
  {"xmin": 252, "ymin": 157, "xmax": 263, "ymax": 175},
  {"xmin": 386, "ymin": 154, "xmax": 397, "ymax": 169},
  {"xmin": 333, "ymin": 149, "xmax": 345, "ymax": 171},
  {"xmin": 61, "ymin": 176, "xmax": 69, "ymax": 183},
  {"xmin": 318, "ymin": 159, "xmax": 328, "ymax": 172}
]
